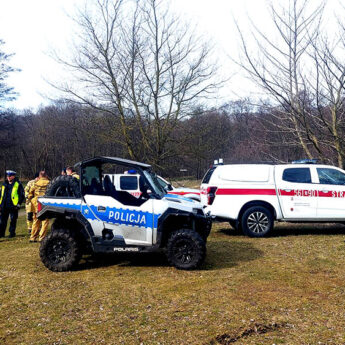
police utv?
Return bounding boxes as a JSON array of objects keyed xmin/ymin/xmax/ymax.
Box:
[{"xmin": 38, "ymin": 157, "xmax": 211, "ymax": 271}]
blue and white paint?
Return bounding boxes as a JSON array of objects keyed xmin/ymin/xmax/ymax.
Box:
[{"xmin": 40, "ymin": 200, "xmax": 159, "ymax": 228}]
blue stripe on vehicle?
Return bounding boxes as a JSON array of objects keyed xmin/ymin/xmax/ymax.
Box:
[
  {"xmin": 87, "ymin": 205, "xmax": 159, "ymax": 228},
  {"xmin": 41, "ymin": 201, "xmax": 159, "ymax": 228}
]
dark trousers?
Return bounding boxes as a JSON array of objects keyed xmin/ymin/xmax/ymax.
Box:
[{"xmin": 0, "ymin": 207, "xmax": 18, "ymax": 237}]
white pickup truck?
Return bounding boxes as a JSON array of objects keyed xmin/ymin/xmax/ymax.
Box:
[{"xmin": 200, "ymin": 162, "xmax": 345, "ymax": 237}]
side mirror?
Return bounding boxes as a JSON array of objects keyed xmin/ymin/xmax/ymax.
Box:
[{"xmin": 167, "ymin": 183, "xmax": 173, "ymax": 191}]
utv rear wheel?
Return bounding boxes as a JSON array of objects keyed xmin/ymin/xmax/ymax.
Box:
[
  {"xmin": 40, "ymin": 229, "xmax": 82, "ymax": 272},
  {"xmin": 241, "ymin": 206, "xmax": 273, "ymax": 238},
  {"xmin": 167, "ymin": 229, "xmax": 206, "ymax": 270}
]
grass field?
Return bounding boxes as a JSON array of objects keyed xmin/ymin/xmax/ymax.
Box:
[{"xmin": 1, "ymin": 215, "xmax": 345, "ymax": 344}]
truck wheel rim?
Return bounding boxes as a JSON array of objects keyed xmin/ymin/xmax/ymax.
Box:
[
  {"xmin": 247, "ymin": 212, "xmax": 269, "ymax": 233},
  {"xmin": 47, "ymin": 239, "xmax": 71, "ymax": 264}
]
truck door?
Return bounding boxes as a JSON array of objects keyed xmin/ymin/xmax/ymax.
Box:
[
  {"xmin": 275, "ymin": 166, "xmax": 317, "ymax": 219},
  {"xmin": 315, "ymin": 167, "xmax": 345, "ymax": 219}
]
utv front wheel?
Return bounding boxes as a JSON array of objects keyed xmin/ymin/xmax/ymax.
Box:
[
  {"xmin": 40, "ymin": 229, "xmax": 82, "ymax": 272},
  {"xmin": 167, "ymin": 229, "xmax": 206, "ymax": 270}
]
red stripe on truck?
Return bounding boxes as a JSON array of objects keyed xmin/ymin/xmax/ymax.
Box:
[
  {"xmin": 212, "ymin": 188, "xmax": 345, "ymax": 198},
  {"xmin": 216, "ymin": 188, "xmax": 276, "ymax": 196},
  {"xmin": 279, "ymin": 189, "xmax": 317, "ymax": 197}
]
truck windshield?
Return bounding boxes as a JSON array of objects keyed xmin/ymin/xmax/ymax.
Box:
[{"xmin": 143, "ymin": 170, "xmax": 166, "ymax": 197}]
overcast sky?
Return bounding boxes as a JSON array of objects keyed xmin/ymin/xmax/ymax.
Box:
[{"xmin": 0, "ymin": 0, "xmax": 341, "ymax": 110}]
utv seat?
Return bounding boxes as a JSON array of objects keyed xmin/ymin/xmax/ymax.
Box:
[{"xmin": 103, "ymin": 175, "xmax": 148, "ymax": 206}]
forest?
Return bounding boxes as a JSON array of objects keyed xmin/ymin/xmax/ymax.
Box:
[{"xmin": 1, "ymin": 0, "xmax": 345, "ymax": 179}]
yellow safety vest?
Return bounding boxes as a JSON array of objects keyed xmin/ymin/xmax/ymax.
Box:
[{"xmin": 0, "ymin": 181, "xmax": 19, "ymax": 206}]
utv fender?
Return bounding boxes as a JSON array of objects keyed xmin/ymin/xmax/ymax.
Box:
[
  {"xmin": 157, "ymin": 208, "xmax": 210, "ymax": 247},
  {"xmin": 37, "ymin": 207, "xmax": 95, "ymax": 250}
]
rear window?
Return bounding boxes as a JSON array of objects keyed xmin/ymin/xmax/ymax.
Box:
[
  {"xmin": 202, "ymin": 167, "xmax": 216, "ymax": 184},
  {"xmin": 120, "ymin": 176, "xmax": 138, "ymax": 190},
  {"xmin": 282, "ymin": 168, "xmax": 311, "ymax": 183}
]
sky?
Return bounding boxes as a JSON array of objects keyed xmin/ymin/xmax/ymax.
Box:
[{"xmin": 0, "ymin": 0, "xmax": 342, "ymax": 110}]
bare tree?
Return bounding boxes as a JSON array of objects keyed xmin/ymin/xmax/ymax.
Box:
[
  {"xmin": 308, "ymin": 25, "xmax": 345, "ymax": 167},
  {"xmin": 0, "ymin": 39, "xmax": 19, "ymax": 109},
  {"xmin": 54, "ymin": 0, "xmax": 219, "ymax": 168},
  {"xmin": 236, "ymin": 0, "xmax": 326, "ymax": 162}
]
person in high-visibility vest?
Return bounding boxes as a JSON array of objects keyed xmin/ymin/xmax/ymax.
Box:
[
  {"xmin": 0, "ymin": 170, "xmax": 25, "ymax": 238},
  {"xmin": 24, "ymin": 172, "xmax": 39, "ymax": 234},
  {"xmin": 28, "ymin": 171, "xmax": 50, "ymax": 242}
]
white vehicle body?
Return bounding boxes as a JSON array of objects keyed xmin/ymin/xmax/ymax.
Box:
[
  {"xmin": 200, "ymin": 163, "xmax": 345, "ymax": 236},
  {"xmin": 40, "ymin": 193, "xmax": 201, "ymax": 247}
]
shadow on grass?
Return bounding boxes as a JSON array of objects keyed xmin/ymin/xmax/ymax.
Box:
[
  {"xmin": 0, "ymin": 233, "xmax": 29, "ymax": 242},
  {"xmin": 217, "ymin": 223, "xmax": 345, "ymax": 238},
  {"xmin": 78, "ymin": 251, "xmax": 169, "ymax": 271},
  {"xmin": 76, "ymin": 239, "xmax": 264, "ymax": 272},
  {"xmin": 204, "ymin": 240, "xmax": 263, "ymax": 270},
  {"xmin": 271, "ymin": 223, "xmax": 345, "ymax": 237}
]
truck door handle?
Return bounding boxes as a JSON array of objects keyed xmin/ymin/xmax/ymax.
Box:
[
  {"xmin": 321, "ymin": 190, "xmax": 329, "ymax": 193},
  {"xmin": 283, "ymin": 189, "xmax": 291, "ymax": 192},
  {"xmin": 97, "ymin": 206, "xmax": 106, "ymax": 212}
]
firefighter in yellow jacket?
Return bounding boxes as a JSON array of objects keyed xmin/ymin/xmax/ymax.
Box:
[
  {"xmin": 28, "ymin": 171, "xmax": 50, "ymax": 242},
  {"xmin": 24, "ymin": 172, "xmax": 39, "ymax": 234}
]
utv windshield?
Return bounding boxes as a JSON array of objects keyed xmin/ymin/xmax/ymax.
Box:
[{"xmin": 143, "ymin": 170, "xmax": 165, "ymax": 197}]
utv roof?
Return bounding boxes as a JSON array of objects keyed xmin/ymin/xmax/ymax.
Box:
[{"xmin": 75, "ymin": 156, "xmax": 151, "ymax": 169}]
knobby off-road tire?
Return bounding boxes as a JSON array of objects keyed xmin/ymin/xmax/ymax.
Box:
[
  {"xmin": 40, "ymin": 229, "xmax": 82, "ymax": 272},
  {"xmin": 166, "ymin": 229, "xmax": 206, "ymax": 270},
  {"xmin": 45, "ymin": 175, "xmax": 81, "ymax": 198},
  {"xmin": 241, "ymin": 206, "xmax": 273, "ymax": 238}
]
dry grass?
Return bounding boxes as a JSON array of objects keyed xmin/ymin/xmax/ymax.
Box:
[
  {"xmin": 1, "ymin": 215, "xmax": 345, "ymax": 344},
  {"xmin": 169, "ymin": 179, "xmax": 201, "ymax": 189}
]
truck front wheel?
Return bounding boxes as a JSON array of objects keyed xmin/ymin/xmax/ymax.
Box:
[
  {"xmin": 40, "ymin": 229, "xmax": 82, "ymax": 272},
  {"xmin": 241, "ymin": 206, "xmax": 273, "ymax": 238},
  {"xmin": 167, "ymin": 229, "xmax": 206, "ymax": 270}
]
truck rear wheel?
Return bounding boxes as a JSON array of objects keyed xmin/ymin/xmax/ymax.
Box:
[
  {"xmin": 40, "ymin": 229, "xmax": 82, "ymax": 272},
  {"xmin": 241, "ymin": 206, "xmax": 273, "ymax": 237},
  {"xmin": 167, "ymin": 229, "xmax": 206, "ymax": 270}
]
